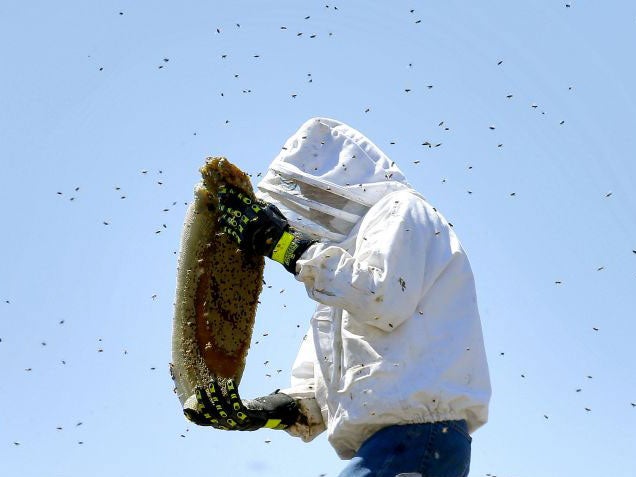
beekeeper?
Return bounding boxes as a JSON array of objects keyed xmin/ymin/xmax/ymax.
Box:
[{"xmin": 184, "ymin": 117, "xmax": 491, "ymax": 477}]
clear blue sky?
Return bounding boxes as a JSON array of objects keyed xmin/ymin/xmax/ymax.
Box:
[{"xmin": 1, "ymin": 1, "xmax": 635, "ymax": 476}]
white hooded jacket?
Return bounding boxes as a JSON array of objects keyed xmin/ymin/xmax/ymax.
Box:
[{"xmin": 257, "ymin": 118, "xmax": 491, "ymax": 459}]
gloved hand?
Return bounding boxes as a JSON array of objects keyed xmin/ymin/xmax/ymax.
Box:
[
  {"xmin": 217, "ymin": 184, "xmax": 315, "ymax": 273},
  {"xmin": 183, "ymin": 377, "xmax": 299, "ymax": 431}
]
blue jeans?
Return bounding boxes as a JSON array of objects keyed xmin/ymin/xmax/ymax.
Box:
[{"xmin": 337, "ymin": 420, "xmax": 471, "ymax": 477}]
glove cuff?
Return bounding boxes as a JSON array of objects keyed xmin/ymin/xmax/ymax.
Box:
[
  {"xmin": 270, "ymin": 229, "xmax": 316, "ymax": 274},
  {"xmin": 245, "ymin": 392, "xmax": 300, "ymax": 430}
]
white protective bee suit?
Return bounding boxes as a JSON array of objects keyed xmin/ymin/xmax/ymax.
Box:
[{"xmin": 256, "ymin": 117, "xmax": 491, "ymax": 459}]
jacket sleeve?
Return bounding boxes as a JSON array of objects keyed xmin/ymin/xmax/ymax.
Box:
[
  {"xmin": 279, "ymin": 328, "xmax": 326, "ymax": 442},
  {"xmin": 295, "ymin": 190, "xmax": 461, "ymax": 332}
]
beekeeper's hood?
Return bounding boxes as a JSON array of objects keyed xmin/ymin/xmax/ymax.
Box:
[{"xmin": 256, "ymin": 117, "xmax": 412, "ymax": 242}]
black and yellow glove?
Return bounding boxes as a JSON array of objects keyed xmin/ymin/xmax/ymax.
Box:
[
  {"xmin": 183, "ymin": 378, "xmax": 299, "ymax": 431},
  {"xmin": 217, "ymin": 184, "xmax": 315, "ymax": 274}
]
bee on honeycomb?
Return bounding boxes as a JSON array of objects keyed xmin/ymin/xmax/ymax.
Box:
[{"xmin": 172, "ymin": 157, "xmax": 264, "ymax": 406}]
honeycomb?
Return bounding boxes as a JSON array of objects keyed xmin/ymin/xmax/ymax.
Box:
[{"xmin": 171, "ymin": 157, "xmax": 264, "ymax": 406}]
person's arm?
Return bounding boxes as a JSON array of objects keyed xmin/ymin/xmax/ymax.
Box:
[
  {"xmin": 183, "ymin": 378, "xmax": 299, "ymax": 431},
  {"xmin": 296, "ymin": 190, "xmax": 462, "ymax": 332},
  {"xmin": 217, "ymin": 185, "xmax": 315, "ymax": 273},
  {"xmin": 183, "ymin": 332, "xmax": 326, "ymax": 439}
]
